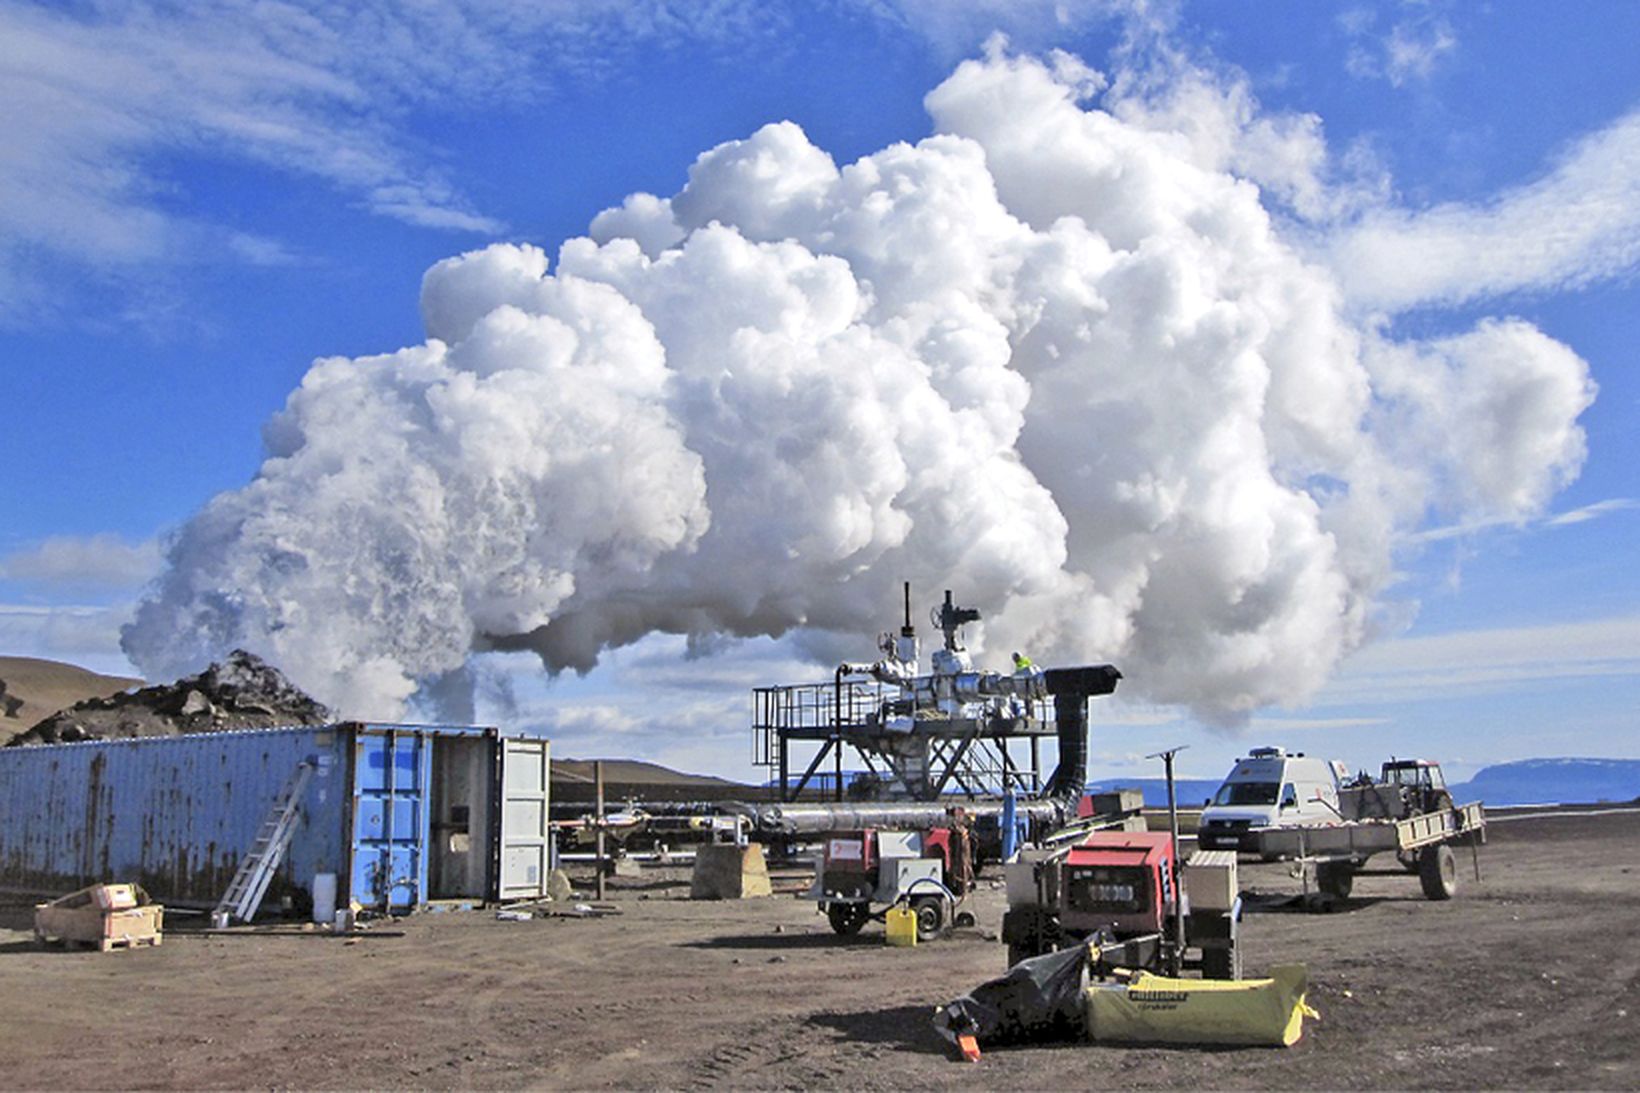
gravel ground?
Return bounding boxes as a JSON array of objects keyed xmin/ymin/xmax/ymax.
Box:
[{"xmin": 0, "ymin": 809, "xmax": 1635, "ymax": 1090}]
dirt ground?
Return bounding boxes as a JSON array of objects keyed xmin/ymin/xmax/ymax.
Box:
[{"xmin": 0, "ymin": 809, "xmax": 1635, "ymax": 1091}]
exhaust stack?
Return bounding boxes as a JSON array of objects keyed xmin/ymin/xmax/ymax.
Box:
[{"xmin": 1042, "ymin": 665, "xmax": 1123, "ymax": 806}]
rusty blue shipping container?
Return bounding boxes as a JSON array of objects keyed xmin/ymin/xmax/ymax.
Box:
[{"xmin": 0, "ymin": 722, "xmax": 552, "ymax": 914}]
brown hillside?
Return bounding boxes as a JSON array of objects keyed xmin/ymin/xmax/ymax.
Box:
[
  {"xmin": 0, "ymin": 656, "xmax": 140, "ymax": 744},
  {"xmin": 552, "ymin": 757, "xmax": 746, "ymax": 788},
  {"xmin": 8, "ymin": 649, "xmax": 330, "ymax": 746},
  {"xmin": 551, "ymin": 757, "xmax": 758, "ymax": 803}
]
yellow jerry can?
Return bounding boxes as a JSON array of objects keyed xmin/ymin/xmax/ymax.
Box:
[{"xmin": 885, "ymin": 903, "xmax": 918, "ymax": 947}]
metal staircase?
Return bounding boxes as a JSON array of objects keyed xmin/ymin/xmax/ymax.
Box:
[{"xmin": 213, "ymin": 760, "xmax": 315, "ymax": 926}]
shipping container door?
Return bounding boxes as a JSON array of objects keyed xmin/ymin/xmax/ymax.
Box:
[
  {"xmin": 496, "ymin": 737, "xmax": 552, "ymax": 900},
  {"xmin": 351, "ymin": 728, "xmax": 429, "ymax": 911}
]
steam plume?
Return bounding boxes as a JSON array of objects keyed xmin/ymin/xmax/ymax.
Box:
[{"xmin": 122, "ymin": 46, "xmax": 1595, "ymax": 723}]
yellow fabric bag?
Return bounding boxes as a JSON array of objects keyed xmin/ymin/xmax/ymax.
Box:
[{"xmin": 1085, "ymin": 964, "xmax": 1319, "ymax": 1047}]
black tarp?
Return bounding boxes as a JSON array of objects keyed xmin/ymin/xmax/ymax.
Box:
[{"xmin": 933, "ymin": 944, "xmax": 1090, "ymax": 1049}]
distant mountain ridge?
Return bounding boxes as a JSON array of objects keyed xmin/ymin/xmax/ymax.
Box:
[
  {"xmin": 1087, "ymin": 757, "xmax": 1640, "ymax": 808},
  {"xmin": 1084, "ymin": 777, "xmax": 1224, "ymax": 809},
  {"xmin": 1451, "ymin": 758, "xmax": 1640, "ymax": 807}
]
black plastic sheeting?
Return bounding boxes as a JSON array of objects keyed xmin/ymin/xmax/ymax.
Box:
[{"xmin": 933, "ymin": 944, "xmax": 1091, "ymax": 1049}]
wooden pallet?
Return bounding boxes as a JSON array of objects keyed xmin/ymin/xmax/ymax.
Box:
[
  {"xmin": 34, "ymin": 889, "xmax": 164, "ymax": 952},
  {"xmin": 35, "ymin": 930, "xmax": 163, "ymax": 952}
]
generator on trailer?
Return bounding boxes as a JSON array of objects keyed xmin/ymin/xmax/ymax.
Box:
[
  {"xmin": 1001, "ymin": 831, "xmax": 1242, "ymax": 978},
  {"xmin": 810, "ymin": 820, "xmax": 974, "ymax": 941}
]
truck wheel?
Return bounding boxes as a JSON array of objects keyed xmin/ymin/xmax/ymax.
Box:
[
  {"xmin": 1317, "ymin": 860, "xmax": 1354, "ymax": 899},
  {"xmin": 911, "ymin": 895, "xmax": 946, "ymax": 941},
  {"xmin": 1419, "ymin": 844, "xmax": 1457, "ymax": 900},
  {"xmin": 825, "ymin": 902, "xmax": 869, "ymax": 935}
]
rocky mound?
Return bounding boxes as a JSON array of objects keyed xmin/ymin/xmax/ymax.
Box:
[{"xmin": 7, "ymin": 650, "xmax": 331, "ymax": 746}]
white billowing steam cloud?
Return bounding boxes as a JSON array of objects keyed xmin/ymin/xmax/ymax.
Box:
[{"xmin": 122, "ymin": 46, "xmax": 1596, "ymax": 723}]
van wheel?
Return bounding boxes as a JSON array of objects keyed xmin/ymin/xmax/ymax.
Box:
[
  {"xmin": 1419, "ymin": 844, "xmax": 1457, "ymax": 900},
  {"xmin": 1317, "ymin": 860, "xmax": 1354, "ymax": 899}
]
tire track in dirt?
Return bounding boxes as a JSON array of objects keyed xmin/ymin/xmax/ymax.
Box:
[{"xmin": 683, "ymin": 1017, "xmax": 861, "ymax": 1090}]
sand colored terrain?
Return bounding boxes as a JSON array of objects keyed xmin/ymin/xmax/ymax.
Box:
[
  {"xmin": 551, "ymin": 757, "xmax": 756, "ymax": 805},
  {"xmin": 5, "ymin": 650, "xmax": 331, "ymax": 746},
  {"xmin": 0, "ymin": 810, "xmax": 1634, "ymax": 1090},
  {"xmin": 0, "ymin": 657, "xmax": 139, "ymax": 744}
]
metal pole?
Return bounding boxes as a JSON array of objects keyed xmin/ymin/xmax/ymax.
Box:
[
  {"xmin": 1148, "ymin": 745, "xmax": 1188, "ymax": 977},
  {"xmin": 779, "ymin": 732, "xmax": 789, "ymax": 803},
  {"xmin": 833, "ymin": 666, "xmax": 845, "ymax": 802},
  {"xmin": 595, "ymin": 760, "xmax": 606, "ymax": 902},
  {"xmin": 834, "ymin": 731, "xmax": 843, "ymax": 802}
]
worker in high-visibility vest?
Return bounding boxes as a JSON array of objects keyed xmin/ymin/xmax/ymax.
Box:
[{"xmin": 1012, "ymin": 651, "xmax": 1033, "ymax": 672}]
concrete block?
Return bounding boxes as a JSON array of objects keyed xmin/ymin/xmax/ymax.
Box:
[
  {"xmin": 1089, "ymin": 788, "xmax": 1145, "ymax": 817},
  {"xmin": 690, "ymin": 843, "xmax": 773, "ymax": 900}
]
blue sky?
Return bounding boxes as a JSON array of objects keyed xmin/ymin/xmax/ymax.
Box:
[{"xmin": 1, "ymin": 1, "xmax": 1635, "ymax": 785}]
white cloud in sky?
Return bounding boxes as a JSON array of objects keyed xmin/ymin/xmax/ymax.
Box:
[
  {"xmin": 1322, "ymin": 614, "xmax": 1640, "ymax": 705},
  {"xmin": 1247, "ymin": 715, "xmax": 1390, "ymax": 732},
  {"xmin": 1383, "ymin": 17, "xmax": 1456, "ymax": 87},
  {"xmin": 0, "ymin": 535, "xmax": 156, "ymax": 677},
  {"xmin": 1341, "ymin": 5, "xmax": 1457, "ymax": 88},
  {"xmin": 1327, "ymin": 108, "xmax": 1640, "ymax": 311},
  {"xmin": 0, "ymin": 603, "xmax": 139, "ymax": 676},
  {"xmin": 1545, "ymin": 499, "xmax": 1639, "ymax": 528},
  {"xmin": 1411, "ymin": 496, "xmax": 1635, "ymax": 545},
  {"xmin": 0, "ymin": 0, "xmax": 791, "ymax": 323},
  {"xmin": 0, "ymin": 534, "xmax": 162, "ymax": 591},
  {"xmin": 876, "ymin": 0, "xmax": 1162, "ymax": 56},
  {"xmin": 5, "ymin": 0, "xmax": 1636, "ymax": 327}
]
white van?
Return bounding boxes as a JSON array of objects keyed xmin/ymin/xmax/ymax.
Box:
[{"xmin": 1197, "ymin": 747, "xmax": 1348, "ymax": 852}]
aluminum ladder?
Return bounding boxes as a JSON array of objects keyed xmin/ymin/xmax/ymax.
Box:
[{"xmin": 213, "ymin": 759, "xmax": 315, "ymax": 926}]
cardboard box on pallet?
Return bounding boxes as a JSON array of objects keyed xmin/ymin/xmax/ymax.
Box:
[{"xmin": 34, "ymin": 883, "xmax": 164, "ymax": 951}]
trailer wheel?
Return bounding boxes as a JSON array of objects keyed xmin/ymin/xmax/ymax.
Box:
[
  {"xmin": 911, "ymin": 895, "xmax": 946, "ymax": 941},
  {"xmin": 1316, "ymin": 860, "xmax": 1354, "ymax": 899},
  {"xmin": 825, "ymin": 901, "xmax": 869, "ymax": 935},
  {"xmin": 1419, "ymin": 844, "xmax": 1457, "ymax": 900}
]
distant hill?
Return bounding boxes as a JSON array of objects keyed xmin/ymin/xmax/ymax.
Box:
[
  {"xmin": 552, "ymin": 757, "xmax": 748, "ymax": 789},
  {"xmin": 1088, "ymin": 758, "xmax": 1640, "ymax": 809},
  {"xmin": 0, "ymin": 656, "xmax": 140, "ymax": 744},
  {"xmin": 8, "ymin": 650, "xmax": 329, "ymax": 746},
  {"xmin": 1449, "ymin": 758, "xmax": 1640, "ymax": 807},
  {"xmin": 552, "ymin": 757, "xmax": 756, "ymax": 803},
  {"xmin": 1084, "ymin": 778, "xmax": 1225, "ymax": 809}
]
